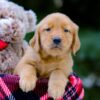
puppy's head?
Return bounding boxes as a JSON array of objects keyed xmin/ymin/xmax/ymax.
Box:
[{"xmin": 30, "ymin": 13, "xmax": 80, "ymax": 56}]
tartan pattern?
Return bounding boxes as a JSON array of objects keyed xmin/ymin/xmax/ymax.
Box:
[{"xmin": 0, "ymin": 73, "xmax": 84, "ymax": 100}]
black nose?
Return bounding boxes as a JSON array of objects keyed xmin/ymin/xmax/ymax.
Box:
[{"xmin": 53, "ymin": 38, "xmax": 61, "ymax": 45}]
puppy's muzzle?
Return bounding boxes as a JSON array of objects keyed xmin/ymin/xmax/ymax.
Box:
[{"xmin": 53, "ymin": 37, "xmax": 61, "ymax": 45}]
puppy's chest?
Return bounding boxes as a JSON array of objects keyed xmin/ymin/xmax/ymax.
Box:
[{"xmin": 37, "ymin": 58, "xmax": 67, "ymax": 77}]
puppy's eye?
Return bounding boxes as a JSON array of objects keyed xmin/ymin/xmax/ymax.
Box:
[
  {"xmin": 64, "ymin": 29, "xmax": 70, "ymax": 33},
  {"xmin": 45, "ymin": 28, "xmax": 51, "ymax": 32}
]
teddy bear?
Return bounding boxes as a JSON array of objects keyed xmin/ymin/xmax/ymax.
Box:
[{"xmin": 0, "ymin": 0, "xmax": 37, "ymax": 74}]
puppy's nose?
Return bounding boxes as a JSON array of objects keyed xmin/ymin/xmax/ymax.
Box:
[{"xmin": 53, "ymin": 38, "xmax": 61, "ymax": 45}]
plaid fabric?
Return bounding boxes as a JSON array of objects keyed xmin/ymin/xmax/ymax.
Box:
[{"xmin": 0, "ymin": 73, "xmax": 84, "ymax": 100}]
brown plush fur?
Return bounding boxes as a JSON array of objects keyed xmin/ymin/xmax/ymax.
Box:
[{"xmin": 14, "ymin": 13, "xmax": 80, "ymax": 99}]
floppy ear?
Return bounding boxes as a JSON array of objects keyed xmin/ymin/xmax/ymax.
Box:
[
  {"xmin": 29, "ymin": 26, "xmax": 40, "ymax": 52},
  {"xmin": 71, "ymin": 23, "xmax": 80, "ymax": 55}
]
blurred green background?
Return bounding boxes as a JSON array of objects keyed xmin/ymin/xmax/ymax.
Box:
[{"xmin": 11, "ymin": 0, "xmax": 100, "ymax": 99}]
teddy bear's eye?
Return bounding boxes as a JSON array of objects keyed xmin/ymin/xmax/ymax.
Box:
[
  {"xmin": 45, "ymin": 28, "xmax": 51, "ymax": 32},
  {"xmin": 0, "ymin": 15, "xmax": 5, "ymax": 18}
]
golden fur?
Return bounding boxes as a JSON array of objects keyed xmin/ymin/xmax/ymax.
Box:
[{"xmin": 14, "ymin": 13, "xmax": 80, "ymax": 99}]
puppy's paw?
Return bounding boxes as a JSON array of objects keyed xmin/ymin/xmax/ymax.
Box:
[
  {"xmin": 19, "ymin": 75, "xmax": 37, "ymax": 92},
  {"xmin": 48, "ymin": 82, "xmax": 65, "ymax": 100}
]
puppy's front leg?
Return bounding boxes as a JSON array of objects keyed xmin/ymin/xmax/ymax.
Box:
[
  {"xmin": 14, "ymin": 64, "xmax": 37, "ymax": 93},
  {"xmin": 48, "ymin": 69, "xmax": 68, "ymax": 100}
]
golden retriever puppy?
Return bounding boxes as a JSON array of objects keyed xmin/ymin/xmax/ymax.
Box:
[{"xmin": 14, "ymin": 13, "xmax": 80, "ymax": 99}]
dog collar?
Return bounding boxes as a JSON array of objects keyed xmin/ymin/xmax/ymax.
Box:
[{"xmin": 0, "ymin": 40, "xmax": 8, "ymax": 51}]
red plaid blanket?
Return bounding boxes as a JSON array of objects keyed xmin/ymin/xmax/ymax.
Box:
[{"xmin": 0, "ymin": 73, "xmax": 84, "ymax": 100}]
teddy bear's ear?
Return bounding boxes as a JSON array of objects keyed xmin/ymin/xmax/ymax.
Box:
[{"xmin": 26, "ymin": 10, "xmax": 37, "ymax": 32}]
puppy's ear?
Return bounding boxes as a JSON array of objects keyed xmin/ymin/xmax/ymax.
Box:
[
  {"xmin": 71, "ymin": 23, "xmax": 80, "ymax": 55},
  {"xmin": 29, "ymin": 26, "xmax": 40, "ymax": 52}
]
